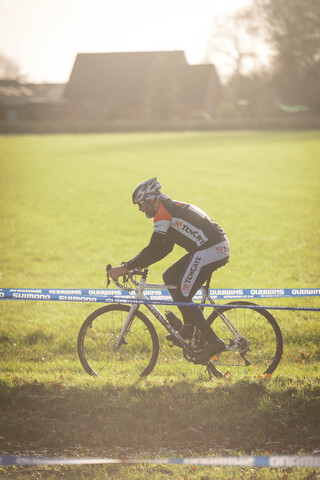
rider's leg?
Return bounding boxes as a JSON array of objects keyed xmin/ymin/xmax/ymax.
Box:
[
  {"xmin": 163, "ymin": 243, "xmax": 229, "ymax": 343},
  {"xmin": 163, "ymin": 254, "xmax": 195, "ymax": 340},
  {"xmin": 164, "ymin": 262, "xmax": 225, "ymax": 342},
  {"xmin": 166, "ymin": 256, "xmax": 228, "ymax": 363}
]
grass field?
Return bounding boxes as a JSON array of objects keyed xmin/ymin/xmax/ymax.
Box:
[{"xmin": 0, "ymin": 131, "xmax": 319, "ymax": 479}]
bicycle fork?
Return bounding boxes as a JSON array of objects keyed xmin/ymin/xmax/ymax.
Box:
[
  {"xmin": 113, "ymin": 303, "xmax": 138, "ymax": 349},
  {"xmin": 113, "ymin": 276, "xmax": 147, "ymax": 350}
]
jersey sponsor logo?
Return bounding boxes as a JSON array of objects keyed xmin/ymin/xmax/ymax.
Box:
[
  {"xmin": 216, "ymin": 245, "xmax": 229, "ymax": 255},
  {"xmin": 181, "ymin": 255, "xmax": 202, "ymax": 296},
  {"xmin": 173, "ymin": 220, "xmax": 183, "ymax": 229},
  {"xmin": 172, "ymin": 218, "xmax": 208, "ymax": 247}
]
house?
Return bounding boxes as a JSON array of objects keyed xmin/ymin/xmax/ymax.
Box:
[
  {"xmin": 0, "ymin": 51, "xmax": 221, "ymax": 127},
  {"xmin": 0, "ymin": 80, "xmax": 65, "ymax": 123},
  {"xmin": 178, "ymin": 63, "xmax": 221, "ymax": 120},
  {"xmin": 0, "ymin": 80, "xmax": 33, "ymax": 123},
  {"xmin": 64, "ymin": 51, "xmax": 221, "ymax": 121}
]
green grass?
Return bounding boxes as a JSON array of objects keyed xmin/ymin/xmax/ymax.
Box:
[{"xmin": 0, "ymin": 131, "xmax": 320, "ymax": 479}]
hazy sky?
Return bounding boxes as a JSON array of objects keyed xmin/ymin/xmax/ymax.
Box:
[{"xmin": 0, "ymin": 0, "xmax": 251, "ymax": 83}]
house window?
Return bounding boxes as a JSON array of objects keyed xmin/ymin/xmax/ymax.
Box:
[{"xmin": 7, "ymin": 108, "xmax": 19, "ymax": 123}]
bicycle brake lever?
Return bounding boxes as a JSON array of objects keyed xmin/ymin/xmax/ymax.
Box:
[{"xmin": 133, "ymin": 268, "xmax": 143, "ymax": 275}]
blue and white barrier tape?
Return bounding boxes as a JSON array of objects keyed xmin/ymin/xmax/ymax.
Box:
[
  {"xmin": 0, "ymin": 288, "xmax": 319, "ymax": 311},
  {"xmin": 1, "ymin": 287, "xmax": 320, "ymax": 301},
  {"xmin": 1, "ymin": 454, "xmax": 319, "ymax": 468}
]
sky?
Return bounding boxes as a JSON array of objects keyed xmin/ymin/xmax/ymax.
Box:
[{"xmin": 0, "ymin": 0, "xmax": 252, "ymax": 84}]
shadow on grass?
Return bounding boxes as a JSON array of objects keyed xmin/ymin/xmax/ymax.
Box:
[{"xmin": 0, "ymin": 379, "xmax": 319, "ymax": 456}]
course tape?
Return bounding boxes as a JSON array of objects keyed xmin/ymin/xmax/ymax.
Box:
[
  {"xmin": 0, "ymin": 288, "xmax": 319, "ymax": 311},
  {"xmin": 1, "ymin": 455, "xmax": 319, "ymax": 468},
  {"xmin": 1, "ymin": 287, "xmax": 320, "ymax": 300}
]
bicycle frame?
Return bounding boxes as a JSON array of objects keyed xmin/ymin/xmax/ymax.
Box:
[{"xmin": 112, "ymin": 272, "xmax": 243, "ymax": 355}]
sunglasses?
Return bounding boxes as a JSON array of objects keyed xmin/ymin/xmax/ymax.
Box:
[{"xmin": 138, "ymin": 198, "xmax": 154, "ymax": 208}]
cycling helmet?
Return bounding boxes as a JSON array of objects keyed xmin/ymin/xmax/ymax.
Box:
[{"xmin": 132, "ymin": 177, "xmax": 161, "ymax": 205}]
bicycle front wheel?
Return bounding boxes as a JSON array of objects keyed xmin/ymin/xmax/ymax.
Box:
[
  {"xmin": 77, "ymin": 304, "xmax": 159, "ymax": 378},
  {"xmin": 205, "ymin": 301, "xmax": 283, "ymax": 379}
]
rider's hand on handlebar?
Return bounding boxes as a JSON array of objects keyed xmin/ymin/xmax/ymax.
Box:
[{"xmin": 108, "ymin": 265, "xmax": 129, "ymax": 281}]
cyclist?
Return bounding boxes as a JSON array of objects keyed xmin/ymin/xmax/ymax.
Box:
[{"xmin": 108, "ymin": 177, "xmax": 230, "ymax": 364}]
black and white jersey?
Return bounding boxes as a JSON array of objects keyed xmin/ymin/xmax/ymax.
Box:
[
  {"xmin": 153, "ymin": 199, "xmax": 225, "ymax": 250},
  {"xmin": 126, "ymin": 199, "xmax": 227, "ymax": 270}
]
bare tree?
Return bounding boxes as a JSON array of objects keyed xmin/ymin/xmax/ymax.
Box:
[
  {"xmin": 206, "ymin": 6, "xmax": 270, "ymax": 80},
  {"xmin": 256, "ymin": 0, "xmax": 320, "ymax": 106},
  {"xmin": 257, "ymin": 0, "xmax": 320, "ymax": 69},
  {"xmin": 206, "ymin": 0, "xmax": 320, "ymax": 113},
  {"xmin": 0, "ymin": 51, "xmax": 21, "ymax": 80}
]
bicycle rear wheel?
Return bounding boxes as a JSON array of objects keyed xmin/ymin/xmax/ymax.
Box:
[
  {"xmin": 204, "ymin": 301, "xmax": 283, "ymax": 379},
  {"xmin": 77, "ymin": 304, "xmax": 159, "ymax": 378}
]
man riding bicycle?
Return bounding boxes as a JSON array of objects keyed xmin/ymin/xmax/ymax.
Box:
[{"xmin": 108, "ymin": 177, "xmax": 230, "ymax": 364}]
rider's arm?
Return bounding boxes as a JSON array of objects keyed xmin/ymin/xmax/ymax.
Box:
[{"xmin": 125, "ymin": 232, "xmax": 174, "ymax": 270}]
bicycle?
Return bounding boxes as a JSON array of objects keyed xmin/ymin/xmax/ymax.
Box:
[{"xmin": 77, "ymin": 266, "xmax": 283, "ymax": 380}]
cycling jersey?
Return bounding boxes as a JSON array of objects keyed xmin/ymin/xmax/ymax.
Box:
[{"xmin": 126, "ymin": 199, "xmax": 227, "ymax": 270}]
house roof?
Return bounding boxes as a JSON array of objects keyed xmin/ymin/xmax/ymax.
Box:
[
  {"xmin": 0, "ymin": 80, "xmax": 65, "ymax": 107},
  {"xmin": 0, "ymin": 80, "xmax": 34, "ymax": 107},
  {"xmin": 26, "ymin": 83, "xmax": 66, "ymax": 102},
  {"xmin": 64, "ymin": 51, "xmax": 219, "ymax": 106}
]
